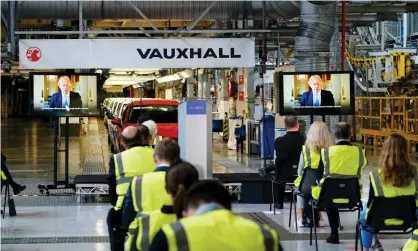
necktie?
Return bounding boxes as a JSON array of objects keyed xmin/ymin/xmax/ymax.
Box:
[
  {"xmin": 63, "ymin": 96, "xmax": 68, "ymax": 108},
  {"xmin": 314, "ymin": 94, "xmax": 320, "ymax": 106}
]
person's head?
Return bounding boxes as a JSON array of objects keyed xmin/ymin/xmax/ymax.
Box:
[
  {"xmin": 380, "ymin": 133, "xmax": 416, "ymax": 187},
  {"xmin": 305, "ymin": 121, "xmax": 331, "ymax": 152},
  {"xmin": 57, "ymin": 76, "xmax": 72, "ymax": 95},
  {"xmin": 284, "ymin": 116, "xmax": 299, "ymax": 132},
  {"xmin": 142, "ymin": 120, "xmax": 157, "ymax": 143},
  {"xmin": 333, "ymin": 122, "xmax": 351, "ymax": 141},
  {"xmin": 182, "ymin": 180, "xmax": 232, "ymax": 218},
  {"xmin": 165, "ymin": 161, "xmax": 199, "ymax": 218},
  {"xmin": 136, "ymin": 124, "xmax": 152, "ymax": 145},
  {"xmin": 308, "ymin": 75, "xmax": 323, "ymax": 94},
  {"xmin": 121, "ymin": 126, "xmax": 142, "ymax": 149},
  {"xmin": 154, "ymin": 138, "xmax": 180, "ymax": 165}
]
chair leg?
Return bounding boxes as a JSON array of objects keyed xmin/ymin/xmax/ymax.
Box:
[
  {"xmin": 355, "ymin": 222, "xmax": 359, "ymax": 251},
  {"xmin": 312, "ymin": 204, "xmax": 318, "ymax": 251},
  {"xmin": 272, "ymin": 182, "xmax": 276, "ymax": 215},
  {"xmin": 3, "ymin": 185, "xmax": 8, "ymax": 219},
  {"xmin": 293, "ymin": 193, "xmax": 298, "ymax": 231},
  {"xmin": 288, "ymin": 191, "xmax": 293, "ymax": 228},
  {"xmin": 270, "ymin": 181, "xmax": 273, "ymax": 212}
]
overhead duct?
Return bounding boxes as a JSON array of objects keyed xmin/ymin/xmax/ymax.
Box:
[
  {"xmin": 294, "ymin": 1, "xmax": 336, "ymax": 133},
  {"xmin": 295, "ymin": 1, "xmax": 336, "ymax": 72}
]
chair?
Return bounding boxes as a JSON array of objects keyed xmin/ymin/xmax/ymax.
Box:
[
  {"xmin": 355, "ymin": 196, "xmax": 417, "ymax": 251},
  {"xmin": 288, "ymin": 167, "xmax": 320, "ymax": 231},
  {"xmin": 270, "ymin": 172, "xmax": 298, "ymax": 215},
  {"xmin": 1, "ymin": 171, "xmax": 16, "ymax": 218},
  {"xmin": 235, "ymin": 125, "xmax": 246, "ymax": 154},
  {"xmin": 309, "ymin": 177, "xmax": 362, "ymax": 251}
]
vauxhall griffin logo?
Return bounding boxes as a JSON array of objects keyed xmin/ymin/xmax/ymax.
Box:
[{"xmin": 136, "ymin": 48, "xmax": 241, "ymax": 59}]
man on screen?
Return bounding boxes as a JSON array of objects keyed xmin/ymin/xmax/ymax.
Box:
[
  {"xmin": 49, "ymin": 76, "xmax": 82, "ymax": 109},
  {"xmin": 299, "ymin": 75, "xmax": 335, "ymax": 107}
]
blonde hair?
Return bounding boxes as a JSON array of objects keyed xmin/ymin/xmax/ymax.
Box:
[
  {"xmin": 308, "ymin": 75, "xmax": 323, "ymax": 85},
  {"xmin": 305, "ymin": 121, "xmax": 331, "ymax": 153}
]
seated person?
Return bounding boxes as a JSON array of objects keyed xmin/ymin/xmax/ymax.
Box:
[
  {"xmin": 311, "ymin": 122, "xmax": 367, "ymax": 244},
  {"xmin": 122, "ymin": 138, "xmax": 181, "ymax": 229},
  {"xmin": 294, "ymin": 121, "xmax": 331, "ymax": 227},
  {"xmin": 402, "ymin": 229, "xmax": 418, "ymax": 251},
  {"xmin": 360, "ymin": 134, "xmax": 417, "ymax": 251},
  {"xmin": 49, "ymin": 76, "xmax": 82, "ymax": 109},
  {"xmin": 125, "ymin": 161, "xmax": 199, "ymax": 251},
  {"xmin": 149, "ymin": 180, "xmax": 283, "ymax": 251},
  {"xmin": 258, "ymin": 116, "xmax": 304, "ymax": 209},
  {"xmin": 1, "ymin": 153, "xmax": 26, "ymax": 194}
]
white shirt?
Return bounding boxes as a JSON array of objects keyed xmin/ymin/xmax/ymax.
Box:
[
  {"xmin": 313, "ymin": 90, "xmax": 321, "ymax": 106},
  {"xmin": 61, "ymin": 92, "xmax": 70, "ymax": 108}
]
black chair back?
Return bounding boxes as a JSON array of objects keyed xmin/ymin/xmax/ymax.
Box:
[
  {"xmin": 317, "ymin": 177, "xmax": 361, "ymax": 209},
  {"xmin": 299, "ymin": 167, "xmax": 320, "ymax": 195},
  {"xmin": 366, "ymin": 196, "xmax": 417, "ymax": 231}
]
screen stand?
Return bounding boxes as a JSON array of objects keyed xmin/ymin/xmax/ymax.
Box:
[
  {"xmin": 321, "ymin": 115, "xmax": 326, "ymax": 123},
  {"xmin": 38, "ymin": 116, "xmax": 75, "ymax": 196}
]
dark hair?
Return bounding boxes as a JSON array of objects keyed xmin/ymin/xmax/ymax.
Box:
[
  {"xmin": 184, "ymin": 180, "xmax": 232, "ymax": 211},
  {"xmin": 284, "ymin": 116, "xmax": 298, "ymax": 129},
  {"xmin": 334, "ymin": 122, "xmax": 351, "ymax": 140},
  {"xmin": 380, "ymin": 133, "xmax": 416, "ymax": 187},
  {"xmin": 165, "ymin": 161, "xmax": 199, "ymax": 218},
  {"xmin": 154, "ymin": 139, "xmax": 180, "ymax": 164},
  {"xmin": 136, "ymin": 124, "xmax": 151, "ymax": 145}
]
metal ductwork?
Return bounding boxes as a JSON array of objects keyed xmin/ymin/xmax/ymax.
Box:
[
  {"xmin": 295, "ymin": 1, "xmax": 336, "ymax": 72},
  {"xmin": 1, "ymin": 1, "xmax": 302, "ymax": 21},
  {"xmin": 294, "ymin": 1, "xmax": 336, "ymax": 133}
]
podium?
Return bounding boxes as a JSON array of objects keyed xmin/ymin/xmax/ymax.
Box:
[{"xmin": 38, "ymin": 110, "xmax": 100, "ymax": 195}]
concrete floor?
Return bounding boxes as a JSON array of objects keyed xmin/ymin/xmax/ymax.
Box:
[{"xmin": 1, "ymin": 118, "xmax": 415, "ymax": 251}]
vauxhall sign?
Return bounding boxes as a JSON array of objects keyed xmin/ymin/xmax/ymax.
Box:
[
  {"xmin": 19, "ymin": 38, "xmax": 255, "ymax": 69},
  {"xmin": 137, "ymin": 48, "xmax": 242, "ymax": 59}
]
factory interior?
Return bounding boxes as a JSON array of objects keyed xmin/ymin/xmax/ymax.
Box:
[{"xmin": 1, "ymin": 1, "xmax": 418, "ymax": 251}]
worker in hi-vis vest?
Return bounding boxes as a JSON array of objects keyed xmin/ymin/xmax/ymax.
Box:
[
  {"xmin": 107, "ymin": 125, "xmax": 155, "ymax": 251},
  {"xmin": 403, "ymin": 229, "xmax": 418, "ymax": 251},
  {"xmin": 149, "ymin": 180, "xmax": 282, "ymax": 251},
  {"xmin": 122, "ymin": 138, "xmax": 181, "ymax": 229},
  {"xmin": 125, "ymin": 161, "xmax": 199, "ymax": 251},
  {"xmin": 311, "ymin": 123, "xmax": 367, "ymax": 244},
  {"xmin": 358, "ymin": 134, "xmax": 418, "ymax": 251}
]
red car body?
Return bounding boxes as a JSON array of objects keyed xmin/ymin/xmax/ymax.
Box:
[{"xmin": 112, "ymin": 99, "xmax": 179, "ymax": 152}]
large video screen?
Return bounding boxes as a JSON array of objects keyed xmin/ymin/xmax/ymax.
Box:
[
  {"xmin": 278, "ymin": 71, "xmax": 355, "ymax": 116},
  {"xmin": 31, "ymin": 73, "xmax": 99, "ymax": 115}
]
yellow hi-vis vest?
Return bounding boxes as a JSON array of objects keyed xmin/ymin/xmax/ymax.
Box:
[
  {"xmin": 403, "ymin": 229, "xmax": 418, "ymax": 251},
  {"xmin": 126, "ymin": 209, "xmax": 177, "ymax": 251},
  {"xmin": 162, "ymin": 209, "xmax": 280, "ymax": 251},
  {"xmin": 131, "ymin": 172, "xmax": 172, "ymax": 214},
  {"xmin": 312, "ymin": 145, "xmax": 367, "ymax": 200},
  {"xmin": 294, "ymin": 145, "xmax": 321, "ymax": 187},
  {"xmin": 367, "ymin": 169, "xmax": 418, "ymax": 226},
  {"xmin": 114, "ymin": 146, "xmax": 155, "ymax": 210},
  {"xmin": 1, "ymin": 171, "xmax": 7, "ymax": 181}
]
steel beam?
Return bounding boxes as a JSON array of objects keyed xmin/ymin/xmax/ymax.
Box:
[
  {"xmin": 131, "ymin": 20, "xmax": 152, "ymax": 38},
  {"xmin": 127, "ymin": 1, "xmax": 158, "ymax": 31},
  {"xmin": 186, "ymin": 1, "xmax": 217, "ymax": 31},
  {"xmin": 15, "ymin": 29, "xmax": 289, "ymax": 35},
  {"xmin": 1, "ymin": 9, "xmax": 8, "ymax": 31},
  {"xmin": 79, "ymin": 1, "xmax": 83, "ymax": 39}
]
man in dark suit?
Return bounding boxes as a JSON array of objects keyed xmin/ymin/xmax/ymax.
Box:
[
  {"xmin": 49, "ymin": 76, "xmax": 82, "ymax": 109},
  {"xmin": 299, "ymin": 75, "xmax": 335, "ymax": 107},
  {"xmin": 258, "ymin": 116, "xmax": 304, "ymax": 209}
]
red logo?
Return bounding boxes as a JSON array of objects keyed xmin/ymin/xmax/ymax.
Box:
[{"xmin": 26, "ymin": 47, "xmax": 41, "ymax": 62}]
